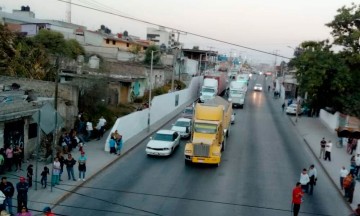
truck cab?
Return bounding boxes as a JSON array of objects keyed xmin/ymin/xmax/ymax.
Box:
[{"xmin": 199, "ymin": 78, "xmax": 218, "ymax": 102}]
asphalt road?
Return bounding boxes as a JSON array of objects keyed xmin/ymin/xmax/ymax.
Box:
[{"xmin": 54, "ymin": 75, "xmax": 350, "ymax": 216}]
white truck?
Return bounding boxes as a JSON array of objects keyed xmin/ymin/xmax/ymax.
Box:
[
  {"xmin": 228, "ymin": 81, "xmax": 247, "ymax": 108},
  {"xmin": 199, "ymin": 78, "xmax": 218, "ymax": 103},
  {"xmin": 236, "ymin": 74, "xmax": 250, "ymax": 86}
]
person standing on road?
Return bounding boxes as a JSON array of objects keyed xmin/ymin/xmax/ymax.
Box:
[
  {"xmin": 78, "ymin": 151, "xmax": 87, "ymax": 181},
  {"xmin": 40, "ymin": 166, "xmax": 49, "ymax": 189},
  {"xmin": 16, "ymin": 177, "xmax": 28, "ymax": 213},
  {"xmin": 51, "ymin": 157, "xmax": 61, "ymax": 186},
  {"xmin": 26, "ymin": 164, "xmax": 33, "ymax": 188},
  {"xmin": 96, "ymin": 116, "xmax": 107, "ymax": 140},
  {"xmin": 308, "ymin": 165, "xmax": 317, "ymax": 195},
  {"xmin": 340, "ymin": 166, "xmax": 349, "ymax": 190},
  {"xmin": 299, "ymin": 168, "xmax": 310, "ymax": 193},
  {"xmin": 292, "ymin": 182, "xmax": 304, "ymax": 216},
  {"xmin": 116, "ymin": 134, "xmax": 123, "ymax": 156},
  {"xmin": 0, "ymin": 153, "xmax": 5, "ymax": 175},
  {"xmin": 324, "ymin": 140, "xmax": 332, "ymax": 161},
  {"xmin": 109, "ymin": 136, "xmax": 116, "ymax": 154},
  {"xmin": 5, "ymin": 146, "xmax": 13, "ymax": 172},
  {"xmin": 64, "ymin": 154, "xmax": 76, "ymax": 181},
  {"xmin": 85, "ymin": 119, "xmax": 93, "ymax": 142},
  {"xmin": 282, "ymin": 103, "xmax": 285, "ymax": 112},
  {"xmin": 347, "ymin": 174, "xmax": 356, "ymax": 204},
  {"xmin": 344, "ymin": 173, "xmax": 353, "ymax": 200},
  {"xmin": 319, "ymin": 138, "xmax": 326, "ymax": 159},
  {"xmin": 355, "ymin": 154, "xmax": 360, "ymax": 180},
  {"xmin": 0, "ymin": 177, "xmax": 14, "ymax": 215}
]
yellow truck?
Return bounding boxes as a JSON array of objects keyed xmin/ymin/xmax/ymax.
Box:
[{"xmin": 184, "ymin": 96, "xmax": 232, "ymax": 166}]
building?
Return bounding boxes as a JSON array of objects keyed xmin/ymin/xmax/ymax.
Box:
[
  {"xmin": 146, "ymin": 26, "xmax": 176, "ymax": 48},
  {"xmin": 182, "ymin": 49, "xmax": 218, "ymax": 73}
]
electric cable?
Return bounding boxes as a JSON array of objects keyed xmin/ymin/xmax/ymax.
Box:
[{"xmin": 56, "ymin": 0, "xmax": 291, "ymax": 59}]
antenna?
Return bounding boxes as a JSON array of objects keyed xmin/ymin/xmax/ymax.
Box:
[{"xmin": 66, "ymin": 0, "xmax": 72, "ymax": 23}]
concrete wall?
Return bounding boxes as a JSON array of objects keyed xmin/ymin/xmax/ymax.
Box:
[
  {"xmin": 319, "ymin": 109, "xmax": 339, "ymax": 133},
  {"xmin": 84, "ymin": 45, "xmax": 118, "ymax": 60},
  {"xmin": 184, "ymin": 58, "xmax": 199, "ymax": 76},
  {"xmin": 104, "ymin": 76, "xmax": 202, "ymax": 151}
]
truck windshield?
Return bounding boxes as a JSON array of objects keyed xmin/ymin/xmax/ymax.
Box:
[
  {"xmin": 194, "ymin": 123, "xmax": 217, "ymax": 134},
  {"xmin": 230, "ymin": 90, "xmax": 244, "ymax": 95},
  {"xmin": 202, "ymin": 88, "xmax": 215, "ymax": 93}
]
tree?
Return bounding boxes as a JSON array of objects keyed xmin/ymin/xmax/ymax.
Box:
[
  {"xmin": 144, "ymin": 45, "xmax": 161, "ymax": 65},
  {"xmin": 290, "ymin": 40, "xmax": 351, "ymax": 113},
  {"xmin": 33, "ymin": 29, "xmax": 67, "ymax": 55},
  {"xmin": 129, "ymin": 44, "xmax": 141, "ymax": 62},
  {"xmin": 65, "ymin": 39, "xmax": 85, "ymax": 60}
]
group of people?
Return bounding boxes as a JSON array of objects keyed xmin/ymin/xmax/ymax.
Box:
[
  {"xmin": 51, "ymin": 151, "xmax": 88, "ymax": 186},
  {"xmin": 0, "ymin": 176, "xmax": 54, "ymax": 215},
  {"xmin": 0, "ymin": 146, "xmax": 25, "ymax": 175},
  {"xmin": 319, "ymin": 138, "xmax": 332, "ymax": 161},
  {"xmin": 109, "ymin": 130, "xmax": 123, "ymax": 155},
  {"xmin": 76, "ymin": 114, "xmax": 107, "ymax": 142},
  {"xmin": 292, "ymin": 165, "xmax": 318, "ymax": 216}
]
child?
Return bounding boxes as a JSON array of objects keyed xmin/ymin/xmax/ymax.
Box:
[
  {"xmin": 40, "ymin": 166, "xmax": 49, "ymax": 188},
  {"xmin": 26, "ymin": 164, "xmax": 33, "ymax": 187}
]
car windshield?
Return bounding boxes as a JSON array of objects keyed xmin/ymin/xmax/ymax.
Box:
[
  {"xmin": 255, "ymin": 84, "xmax": 262, "ymax": 87},
  {"xmin": 174, "ymin": 121, "xmax": 189, "ymax": 127},
  {"xmin": 202, "ymin": 88, "xmax": 215, "ymax": 93},
  {"xmin": 153, "ymin": 133, "xmax": 173, "ymax": 141},
  {"xmin": 194, "ymin": 123, "xmax": 217, "ymax": 134},
  {"xmin": 230, "ymin": 90, "xmax": 244, "ymax": 95},
  {"xmin": 289, "ymin": 104, "xmax": 298, "ymax": 108},
  {"xmin": 183, "ymin": 108, "xmax": 193, "ymax": 114}
]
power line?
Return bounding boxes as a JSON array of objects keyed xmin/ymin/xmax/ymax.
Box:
[{"xmin": 56, "ymin": 0, "xmax": 291, "ymax": 59}]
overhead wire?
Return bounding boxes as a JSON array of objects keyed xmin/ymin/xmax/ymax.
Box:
[{"xmin": 56, "ymin": 0, "xmax": 291, "ymax": 59}]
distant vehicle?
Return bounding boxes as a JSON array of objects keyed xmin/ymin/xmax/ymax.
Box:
[
  {"xmin": 181, "ymin": 106, "xmax": 194, "ymax": 119},
  {"xmin": 145, "ymin": 130, "xmax": 180, "ymax": 156},
  {"xmin": 200, "ymin": 78, "xmax": 218, "ymax": 103},
  {"xmin": 253, "ymin": 84, "xmax": 263, "ymax": 91},
  {"xmin": 286, "ymin": 104, "xmax": 304, "ymax": 115},
  {"xmin": 171, "ymin": 118, "xmax": 192, "ymax": 138},
  {"xmin": 228, "ymin": 81, "xmax": 247, "ymax": 108},
  {"xmin": 236, "ymin": 74, "xmax": 250, "ymax": 85}
]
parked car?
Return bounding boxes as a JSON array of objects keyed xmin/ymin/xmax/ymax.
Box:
[
  {"xmin": 145, "ymin": 130, "xmax": 180, "ymax": 156},
  {"xmin": 171, "ymin": 118, "xmax": 192, "ymax": 138},
  {"xmin": 253, "ymin": 84, "xmax": 263, "ymax": 91},
  {"xmin": 181, "ymin": 106, "xmax": 194, "ymax": 119},
  {"xmin": 286, "ymin": 104, "xmax": 304, "ymax": 115}
]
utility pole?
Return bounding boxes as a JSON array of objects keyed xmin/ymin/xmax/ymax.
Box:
[{"xmin": 171, "ymin": 30, "xmax": 186, "ymax": 91}]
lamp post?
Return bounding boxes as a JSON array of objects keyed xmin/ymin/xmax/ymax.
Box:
[{"xmin": 148, "ymin": 50, "xmax": 160, "ymax": 132}]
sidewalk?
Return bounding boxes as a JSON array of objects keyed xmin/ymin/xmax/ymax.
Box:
[
  {"xmin": 288, "ymin": 115, "xmax": 358, "ymax": 209},
  {"xmin": 2, "ymin": 105, "xmax": 185, "ymax": 214}
]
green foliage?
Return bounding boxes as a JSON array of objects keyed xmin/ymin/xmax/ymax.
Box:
[
  {"xmin": 65, "ymin": 39, "xmax": 85, "ymax": 60},
  {"xmin": 33, "ymin": 30, "xmax": 67, "ymax": 55},
  {"xmin": 144, "ymin": 45, "xmax": 161, "ymax": 65}
]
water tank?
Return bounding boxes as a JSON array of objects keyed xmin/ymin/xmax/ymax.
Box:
[{"xmin": 88, "ymin": 56, "xmax": 100, "ymax": 69}]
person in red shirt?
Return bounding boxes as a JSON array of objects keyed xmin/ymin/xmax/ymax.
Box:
[{"xmin": 292, "ymin": 182, "xmax": 304, "ymax": 216}]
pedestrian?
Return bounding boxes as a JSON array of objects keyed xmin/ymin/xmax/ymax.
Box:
[
  {"xmin": 0, "ymin": 177, "xmax": 14, "ymax": 215},
  {"xmin": 351, "ymin": 139, "xmax": 358, "ymax": 155},
  {"xmin": 340, "ymin": 166, "xmax": 349, "ymax": 190},
  {"xmin": 268, "ymin": 85, "xmax": 270, "ymax": 92},
  {"xmin": 355, "ymin": 154, "xmax": 360, "ymax": 179},
  {"xmin": 299, "ymin": 168, "xmax": 310, "ymax": 193},
  {"xmin": 319, "ymin": 137, "xmax": 326, "ymax": 159},
  {"xmin": 109, "ymin": 136, "xmax": 116, "ymax": 154},
  {"xmin": 17, "ymin": 206, "xmax": 32, "ymax": 216},
  {"xmin": 5, "ymin": 146, "xmax": 13, "ymax": 172},
  {"xmin": 26, "ymin": 164, "xmax": 33, "ymax": 188},
  {"xmin": 116, "ymin": 134, "xmax": 123, "ymax": 156},
  {"xmin": 13, "ymin": 146, "xmax": 22, "ymax": 171},
  {"xmin": 282, "ymin": 103, "xmax": 285, "ymax": 112},
  {"xmin": 324, "ymin": 140, "xmax": 332, "ymax": 161},
  {"xmin": 78, "ymin": 151, "xmax": 87, "ymax": 181},
  {"xmin": 292, "ymin": 182, "xmax": 304, "ymax": 216},
  {"xmin": 344, "ymin": 172, "xmax": 353, "ymax": 199},
  {"xmin": 16, "ymin": 177, "xmax": 28, "ymax": 213},
  {"xmin": 40, "ymin": 166, "xmax": 49, "ymax": 189},
  {"xmin": 348, "ymin": 174, "xmax": 356, "ymax": 204},
  {"xmin": 51, "ymin": 157, "xmax": 61, "ymax": 186},
  {"xmin": 0, "ymin": 153, "xmax": 4, "ymax": 175},
  {"xmin": 42, "ymin": 206, "xmax": 54, "ymax": 216},
  {"xmin": 56, "ymin": 152, "xmax": 65, "ymax": 181},
  {"xmin": 96, "ymin": 116, "xmax": 107, "ymax": 140},
  {"xmin": 308, "ymin": 165, "xmax": 317, "ymax": 195},
  {"xmin": 86, "ymin": 119, "xmax": 93, "ymax": 141},
  {"xmin": 65, "ymin": 153, "xmax": 76, "ymax": 181}
]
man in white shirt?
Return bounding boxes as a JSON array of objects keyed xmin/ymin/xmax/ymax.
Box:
[
  {"xmin": 96, "ymin": 116, "xmax": 107, "ymax": 140},
  {"xmin": 324, "ymin": 140, "xmax": 332, "ymax": 161},
  {"xmin": 299, "ymin": 168, "xmax": 310, "ymax": 193},
  {"xmin": 340, "ymin": 166, "xmax": 349, "ymax": 190},
  {"xmin": 86, "ymin": 120, "xmax": 93, "ymax": 141}
]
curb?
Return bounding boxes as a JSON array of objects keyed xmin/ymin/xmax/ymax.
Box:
[
  {"xmin": 52, "ymin": 100, "xmax": 196, "ymax": 207},
  {"xmin": 289, "ymin": 117, "xmax": 352, "ymax": 211}
]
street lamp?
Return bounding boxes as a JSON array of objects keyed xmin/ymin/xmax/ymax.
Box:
[{"xmin": 148, "ymin": 50, "xmax": 160, "ymax": 132}]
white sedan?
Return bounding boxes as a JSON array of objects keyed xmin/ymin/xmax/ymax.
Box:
[
  {"xmin": 146, "ymin": 130, "xmax": 180, "ymax": 156},
  {"xmin": 253, "ymin": 84, "xmax": 263, "ymax": 91},
  {"xmin": 286, "ymin": 104, "xmax": 304, "ymax": 115},
  {"xmin": 171, "ymin": 118, "xmax": 192, "ymax": 138}
]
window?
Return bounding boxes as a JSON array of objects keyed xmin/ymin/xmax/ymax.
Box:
[
  {"xmin": 112, "ymin": 40, "xmax": 116, "ymax": 45},
  {"xmin": 28, "ymin": 123, "xmax": 38, "ymax": 139},
  {"xmin": 106, "ymin": 39, "xmax": 110, "ymax": 44},
  {"xmin": 126, "ymin": 43, "xmax": 129, "ymax": 47}
]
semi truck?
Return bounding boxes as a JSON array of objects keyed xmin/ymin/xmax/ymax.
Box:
[
  {"xmin": 204, "ymin": 72, "xmax": 227, "ymax": 95},
  {"xmin": 184, "ymin": 96, "xmax": 232, "ymax": 166},
  {"xmin": 199, "ymin": 78, "xmax": 218, "ymax": 103},
  {"xmin": 228, "ymin": 81, "xmax": 247, "ymax": 108},
  {"xmin": 236, "ymin": 74, "xmax": 250, "ymax": 85}
]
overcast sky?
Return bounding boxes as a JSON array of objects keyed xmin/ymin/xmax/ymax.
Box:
[{"xmin": 0, "ymin": 0, "xmax": 356, "ymax": 64}]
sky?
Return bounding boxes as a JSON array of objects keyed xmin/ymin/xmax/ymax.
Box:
[{"xmin": 0, "ymin": 0, "xmax": 356, "ymax": 64}]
